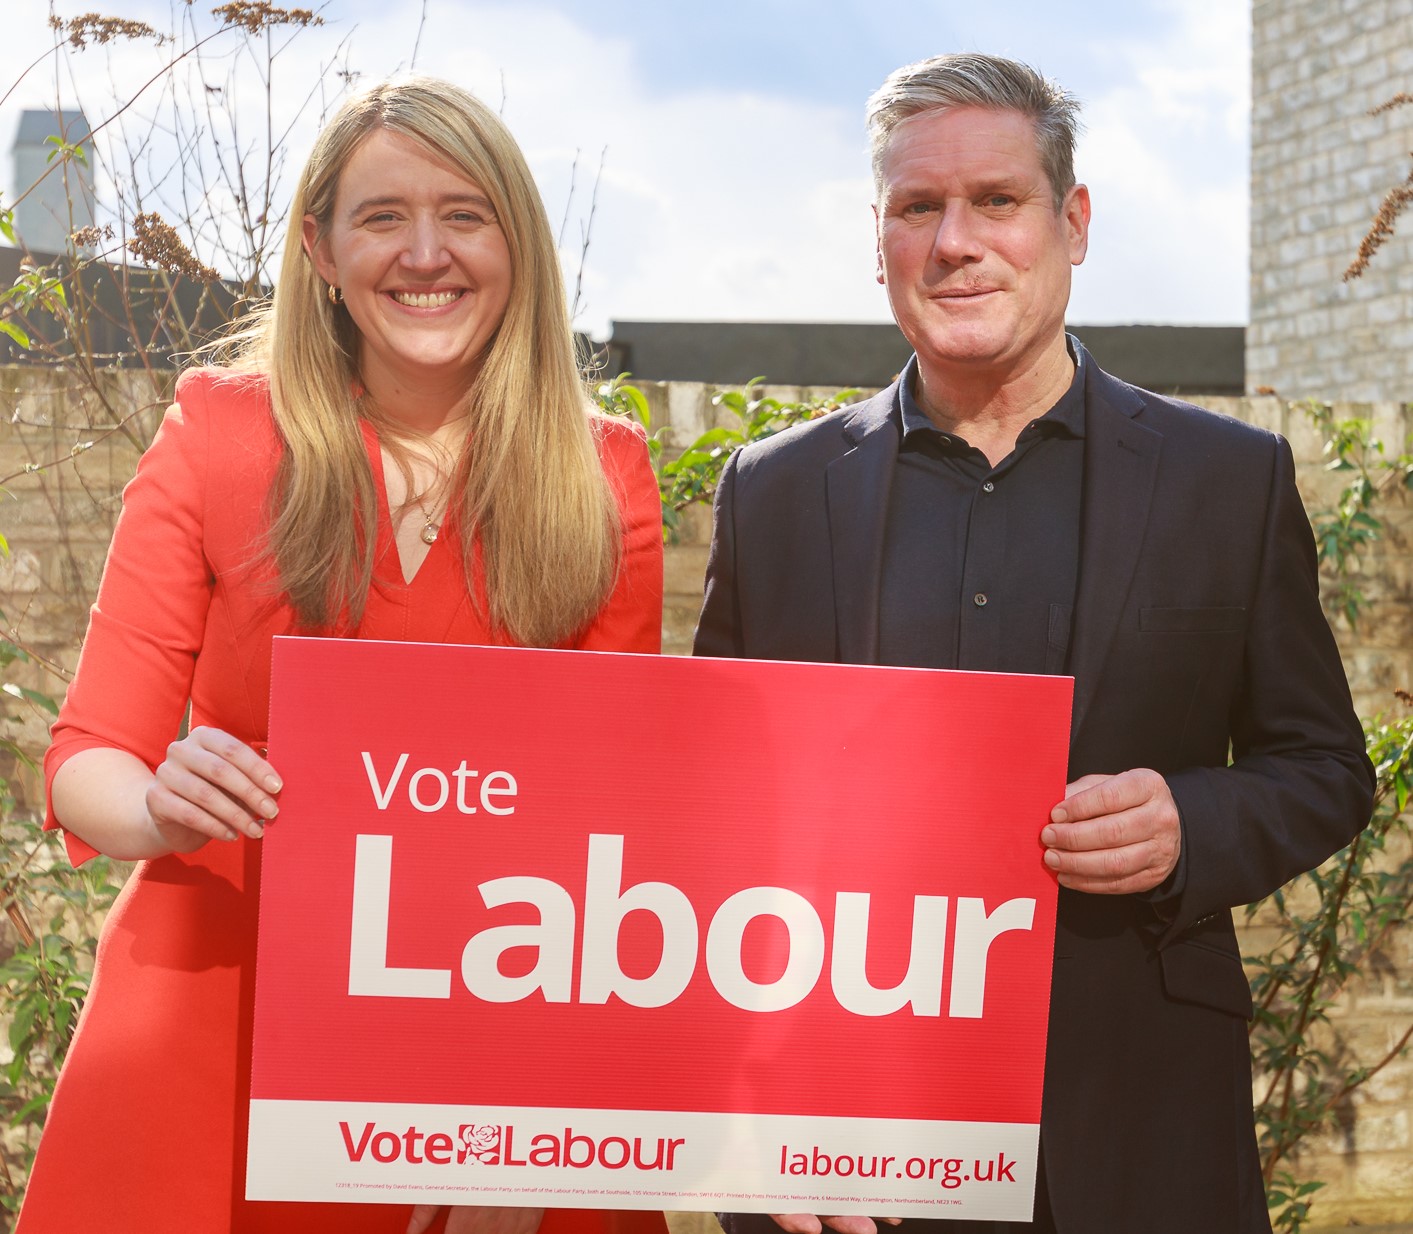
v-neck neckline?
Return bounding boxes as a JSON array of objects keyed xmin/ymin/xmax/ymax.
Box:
[{"xmin": 366, "ymin": 423, "xmax": 444, "ymax": 587}]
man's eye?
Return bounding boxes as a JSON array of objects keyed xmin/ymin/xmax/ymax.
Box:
[
  {"xmin": 903, "ymin": 201, "xmax": 935, "ymax": 215},
  {"xmin": 986, "ymin": 195, "xmax": 1014, "ymax": 208}
]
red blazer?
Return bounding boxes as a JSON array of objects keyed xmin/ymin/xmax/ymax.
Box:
[
  {"xmin": 46, "ymin": 367, "xmax": 664, "ymax": 855},
  {"xmin": 22, "ymin": 368, "xmax": 664, "ymax": 1234}
]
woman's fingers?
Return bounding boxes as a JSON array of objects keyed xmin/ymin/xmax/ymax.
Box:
[
  {"xmin": 407, "ymin": 1206, "xmax": 443, "ymax": 1234},
  {"xmin": 409, "ymin": 1206, "xmax": 546, "ymax": 1234},
  {"xmin": 146, "ymin": 726, "xmax": 283, "ymax": 849}
]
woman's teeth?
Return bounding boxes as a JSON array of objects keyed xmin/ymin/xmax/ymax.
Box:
[{"xmin": 391, "ymin": 290, "xmax": 461, "ymax": 307}]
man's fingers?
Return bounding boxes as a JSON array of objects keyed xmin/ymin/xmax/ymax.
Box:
[
  {"xmin": 1051, "ymin": 768, "xmax": 1160, "ymax": 823},
  {"xmin": 1041, "ymin": 768, "xmax": 1180, "ymax": 894},
  {"xmin": 1045, "ymin": 838, "xmax": 1163, "ymax": 880},
  {"xmin": 771, "ymin": 1217, "xmax": 823, "ymax": 1234},
  {"xmin": 1056, "ymin": 867, "xmax": 1171, "ymax": 895}
]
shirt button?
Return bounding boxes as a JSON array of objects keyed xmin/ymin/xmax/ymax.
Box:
[
  {"xmin": 982, "ymin": 481, "xmax": 995, "ymax": 493},
  {"xmin": 973, "ymin": 593, "xmax": 988, "ymax": 607}
]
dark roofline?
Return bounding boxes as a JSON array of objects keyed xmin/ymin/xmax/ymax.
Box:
[{"xmin": 601, "ymin": 320, "xmax": 1245, "ymax": 395}]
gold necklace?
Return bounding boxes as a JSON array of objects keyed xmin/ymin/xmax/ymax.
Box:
[{"xmin": 412, "ymin": 492, "xmax": 442, "ymax": 545}]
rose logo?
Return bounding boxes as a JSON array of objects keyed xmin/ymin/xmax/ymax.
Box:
[{"xmin": 457, "ymin": 1124, "xmax": 501, "ymax": 1165}]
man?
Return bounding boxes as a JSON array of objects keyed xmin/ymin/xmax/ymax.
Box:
[{"xmin": 694, "ymin": 54, "xmax": 1373, "ymax": 1234}]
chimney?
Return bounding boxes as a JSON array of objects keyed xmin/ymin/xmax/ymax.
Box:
[{"xmin": 11, "ymin": 109, "xmax": 95, "ymax": 257}]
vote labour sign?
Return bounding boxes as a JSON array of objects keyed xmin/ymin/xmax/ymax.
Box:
[{"xmin": 247, "ymin": 637, "xmax": 1073, "ymax": 1221}]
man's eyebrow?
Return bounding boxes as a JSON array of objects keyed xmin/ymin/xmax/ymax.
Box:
[
  {"xmin": 883, "ymin": 175, "xmax": 1032, "ymax": 205},
  {"xmin": 346, "ymin": 192, "xmax": 496, "ymax": 218}
]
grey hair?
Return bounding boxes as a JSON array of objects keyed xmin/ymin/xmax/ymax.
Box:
[{"xmin": 866, "ymin": 53, "xmax": 1082, "ymax": 209}]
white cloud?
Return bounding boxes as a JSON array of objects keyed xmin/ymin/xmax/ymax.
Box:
[
  {"xmin": 2, "ymin": 0, "xmax": 1253, "ymax": 333},
  {"xmin": 1068, "ymin": 0, "xmax": 1251, "ymax": 323}
]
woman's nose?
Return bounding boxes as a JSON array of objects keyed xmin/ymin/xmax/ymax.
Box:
[{"xmin": 400, "ymin": 216, "xmax": 450, "ymax": 270}]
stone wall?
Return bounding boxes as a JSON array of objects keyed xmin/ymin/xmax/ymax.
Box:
[
  {"xmin": 1, "ymin": 366, "xmax": 1411, "ymax": 1228},
  {"xmin": 1249, "ymin": 0, "xmax": 1413, "ymax": 400}
]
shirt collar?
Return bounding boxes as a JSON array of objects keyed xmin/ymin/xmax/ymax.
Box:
[{"xmin": 897, "ymin": 337, "xmax": 1088, "ymax": 444}]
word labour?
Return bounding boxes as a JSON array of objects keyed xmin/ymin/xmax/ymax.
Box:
[{"xmin": 348, "ymin": 832, "xmax": 1036, "ymax": 1017}]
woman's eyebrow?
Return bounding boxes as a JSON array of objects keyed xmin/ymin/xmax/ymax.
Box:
[{"xmin": 346, "ymin": 192, "xmax": 495, "ymax": 218}]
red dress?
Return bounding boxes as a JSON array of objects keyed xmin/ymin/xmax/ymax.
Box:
[{"xmin": 19, "ymin": 369, "xmax": 666, "ymax": 1234}]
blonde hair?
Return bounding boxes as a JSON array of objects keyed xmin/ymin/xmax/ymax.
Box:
[{"xmin": 217, "ymin": 77, "xmax": 620, "ymax": 646}]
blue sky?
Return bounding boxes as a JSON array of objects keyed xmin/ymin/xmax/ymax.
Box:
[{"xmin": 3, "ymin": 0, "xmax": 1251, "ymax": 337}]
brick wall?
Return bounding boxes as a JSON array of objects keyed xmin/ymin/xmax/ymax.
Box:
[
  {"xmin": 1, "ymin": 366, "xmax": 1410, "ymax": 1228},
  {"xmin": 1249, "ymin": 0, "xmax": 1413, "ymax": 400}
]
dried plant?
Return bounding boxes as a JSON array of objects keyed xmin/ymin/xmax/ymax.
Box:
[
  {"xmin": 1343, "ymin": 170, "xmax": 1413, "ymax": 282},
  {"xmin": 1345, "ymin": 93, "xmax": 1413, "ymax": 280},
  {"xmin": 47, "ymin": 12, "xmax": 165, "ymax": 49},
  {"xmin": 125, "ymin": 213, "xmax": 220, "ymax": 282},
  {"xmin": 67, "ymin": 224, "xmax": 115, "ymax": 249},
  {"xmin": 210, "ymin": 2, "xmax": 324, "ymax": 34}
]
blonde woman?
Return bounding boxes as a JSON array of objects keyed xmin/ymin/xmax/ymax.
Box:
[{"xmin": 19, "ymin": 79, "xmax": 664, "ymax": 1234}]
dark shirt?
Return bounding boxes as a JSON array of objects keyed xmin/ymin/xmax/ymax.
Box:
[{"xmin": 878, "ymin": 350, "xmax": 1086, "ymax": 676}]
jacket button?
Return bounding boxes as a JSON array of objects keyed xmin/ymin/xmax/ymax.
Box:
[{"xmin": 973, "ymin": 593, "xmax": 988, "ymax": 607}]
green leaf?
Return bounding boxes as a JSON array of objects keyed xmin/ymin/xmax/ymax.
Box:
[
  {"xmin": 1, "ymin": 683, "xmax": 60, "ymax": 716},
  {"xmin": 0, "ymin": 319, "xmax": 32, "ymax": 349}
]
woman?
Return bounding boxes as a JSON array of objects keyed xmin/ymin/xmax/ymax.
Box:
[{"xmin": 19, "ymin": 78, "xmax": 664, "ymax": 1234}]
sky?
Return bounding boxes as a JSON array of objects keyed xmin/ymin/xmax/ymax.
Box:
[{"xmin": 2, "ymin": 0, "xmax": 1251, "ymax": 338}]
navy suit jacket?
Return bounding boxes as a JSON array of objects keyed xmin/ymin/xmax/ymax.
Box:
[{"xmin": 693, "ymin": 350, "xmax": 1373, "ymax": 1234}]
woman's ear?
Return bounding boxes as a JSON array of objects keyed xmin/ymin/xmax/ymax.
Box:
[{"xmin": 302, "ymin": 214, "xmax": 336, "ymax": 285}]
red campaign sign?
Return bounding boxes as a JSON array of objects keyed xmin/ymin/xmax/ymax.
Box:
[{"xmin": 248, "ymin": 637, "xmax": 1072, "ymax": 1221}]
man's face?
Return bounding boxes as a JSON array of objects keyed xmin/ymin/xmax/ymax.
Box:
[{"xmin": 875, "ymin": 106, "xmax": 1090, "ymax": 381}]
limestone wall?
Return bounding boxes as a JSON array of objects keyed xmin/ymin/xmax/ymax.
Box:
[
  {"xmin": 1249, "ymin": 0, "xmax": 1413, "ymax": 401},
  {"xmin": 1, "ymin": 366, "xmax": 1410, "ymax": 1227}
]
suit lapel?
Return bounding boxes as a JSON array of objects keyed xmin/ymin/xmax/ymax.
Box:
[
  {"xmin": 826, "ymin": 385, "xmax": 900, "ymax": 664},
  {"xmin": 1069, "ymin": 364, "xmax": 1163, "ymax": 742}
]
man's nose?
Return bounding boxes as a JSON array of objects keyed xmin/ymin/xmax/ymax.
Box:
[{"xmin": 931, "ymin": 204, "xmax": 984, "ymax": 266}]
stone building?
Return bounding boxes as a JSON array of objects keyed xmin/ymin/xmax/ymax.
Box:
[{"xmin": 1249, "ymin": 0, "xmax": 1413, "ymax": 399}]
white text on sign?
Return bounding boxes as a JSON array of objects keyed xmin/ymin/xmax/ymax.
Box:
[{"xmin": 348, "ymin": 830, "xmax": 1035, "ymax": 1017}]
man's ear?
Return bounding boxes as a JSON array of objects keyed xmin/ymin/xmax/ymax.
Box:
[
  {"xmin": 302, "ymin": 214, "xmax": 336, "ymax": 285},
  {"xmin": 873, "ymin": 203, "xmax": 885, "ymax": 286},
  {"xmin": 1064, "ymin": 184, "xmax": 1091, "ymax": 267}
]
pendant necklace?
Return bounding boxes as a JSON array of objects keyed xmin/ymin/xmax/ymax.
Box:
[{"xmin": 414, "ymin": 494, "xmax": 441, "ymax": 545}]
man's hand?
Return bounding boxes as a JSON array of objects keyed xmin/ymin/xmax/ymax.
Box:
[
  {"xmin": 770, "ymin": 1214, "xmax": 901, "ymax": 1233},
  {"xmin": 1041, "ymin": 768, "xmax": 1181, "ymax": 894}
]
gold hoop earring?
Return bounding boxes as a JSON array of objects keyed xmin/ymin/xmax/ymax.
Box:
[{"xmin": 327, "ymin": 284, "xmax": 343, "ymax": 305}]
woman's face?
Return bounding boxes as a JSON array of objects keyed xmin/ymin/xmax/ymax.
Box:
[{"xmin": 303, "ymin": 127, "xmax": 514, "ymax": 409}]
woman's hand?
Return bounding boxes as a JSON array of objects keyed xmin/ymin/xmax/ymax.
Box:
[
  {"xmin": 408, "ymin": 1206, "xmax": 545, "ymax": 1234},
  {"xmin": 144, "ymin": 726, "xmax": 282, "ymax": 852}
]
